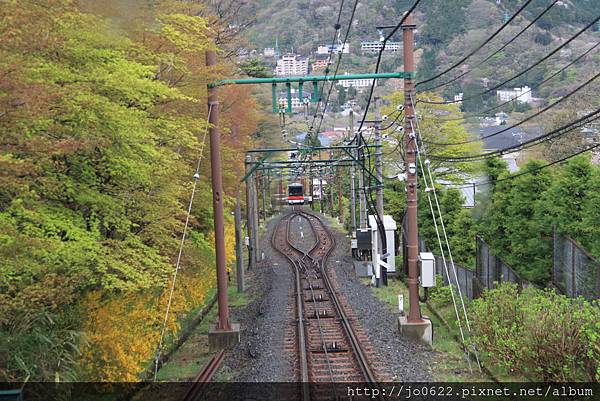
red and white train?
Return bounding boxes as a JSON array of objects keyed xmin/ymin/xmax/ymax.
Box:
[{"xmin": 287, "ymin": 182, "xmax": 305, "ymax": 205}]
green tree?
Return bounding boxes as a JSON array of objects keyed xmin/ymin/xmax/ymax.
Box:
[
  {"xmin": 337, "ymin": 85, "xmax": 347, "ymax": 107},
  {"xmin": 536, "ymin": 156, "xmax": 596, "ymax": 246}
]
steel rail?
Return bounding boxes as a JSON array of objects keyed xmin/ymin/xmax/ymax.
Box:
[
  {"xmin": 289, "ymin": 211, "xmax": 338, "ymax": 398},
  {"xmin": 271, "ymin": 211, "xmax": 310, "ymax": 401},
  {"xmin": 299, "ymin": 210, "xmax": 378, "ymax": 383},
  {"xmin": 181, "ymin": 349, "xmax": 225, "ymax": 401}
]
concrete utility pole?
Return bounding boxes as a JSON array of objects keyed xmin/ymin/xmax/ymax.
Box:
[
  {"xmin": 309, "ymin": 166, "xmax": 314, "ymax": 210},
  {"xmin": 329, "ymin": 151, "xmax": 334, "ymax": 217},
  {"xmin": 267, "ymin": 169, "xmax": 272, "ymax": 211},
  {"xmin": 402, "ymin": 15, "xmax": 424, "ymax": 325},
  {"xmin": 358, "ymin": 138, "xmax": 367, "ymax": 230},
  {"xmin": 256, "ymin": 170, "xmax": 262, "ymax": 224},
  {"xmin": 261, "ymin": 170, "xmax": 267, "ymax": 221},
  {"xmin": 349, "ymin": 111, "xmax": 357, "ymax": 233},
  {"xmin": 374, "ymin": 97, "xmax": 384, "ymax": 220},
  {"xmin": 244, "ymin": 157, "xmax": 254, "ymax": 268},
  {"xmin": 234, "ymin": 192, "xmax": 245, "ymax": 292},
  {"xmin": 337, "ymin": 166, "xmax": 343, "ymax": 224},
  {"xmin": 374, "ymin": 96, "xmax": 387, "ymax": 286},
  {"xmin": 245, "ymin": 156, "xmax": 260, "ymax": 266},
  {"xmin": 205, "ymin": 49, "xmax": 239, "ymax": 348},
  {"xmin": 251, "ymin": 162, "xmax": 260, "ymax": 262},
  {"xmin": 350, "ymin": 163, "xmax": 357, "ymax": 232},
  {"xmin": 319, "ymin": 165, "xmax": 324, "ymax": 214},
  {"xmin": 278, "ymin": 172, "xmax": 284, "ymax": 212}
]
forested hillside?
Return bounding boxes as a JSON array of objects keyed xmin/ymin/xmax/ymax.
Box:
[
  {"xmin": 0, "ymin": 0, "xmax": 256, "ymax": 381},
  {"xmin": 244, "ymin": 0, "xmax": 600, "ymax": 106}
]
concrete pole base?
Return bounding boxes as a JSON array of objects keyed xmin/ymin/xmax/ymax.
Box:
[
  {"xmin": 208, "ymin": 322, "xmax": 241, "ymax": 351},
  {"xmin": 398, "ymin": 315, "xmax": 433, "ymax": 348}
]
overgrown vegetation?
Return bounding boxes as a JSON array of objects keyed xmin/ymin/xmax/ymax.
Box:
[
  {"xmin": 470, "ymin": 283, "xmax": 600, "ymax": 381},
  {"xmin": 0, "ymin": 0, "xmax": 256, "ymax": 381},
  {"xmin": 478, "ymin": 155, "xmax": 600, "ymax": 285}
]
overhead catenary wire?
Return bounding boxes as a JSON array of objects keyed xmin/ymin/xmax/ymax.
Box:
[
  {"xmin": 418, "ymin": 14, "xmax": 600, "ymax": 106},
  {"xmin": 306, "ymin": 0, "xmax": 346, "ymax": 139},
  {"xmin": 314, "ymin": 0, "xmax": 360, "ymax": 136},
  {"xmin": 153, "ymin": 104, "xmax": 213, "ymax": 381},
  {"xmin": 355, "ymin": 0, "xmax": 424, "ymax": 136},
  {"xmin": 423, "ymin": 70, "xmax": 600, "ymax": 146},
  {"xmin": 417, "ymin": 0, "xmax": 538, "ymax": 88}
]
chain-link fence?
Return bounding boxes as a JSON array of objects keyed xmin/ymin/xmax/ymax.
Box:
[
  {"xmin": 474, "ymin": 236, "xmax": 529, "ymax": 297},
  {"xmin": 553, "ymin": 228, "xmax": 600, "ymax": 300},
  {"xmin": 400, "ymin": 222, "xmax": 475, "ymax": 299},
  {"xmin": 400, "ymin": 219, "xmax": 599, "ymax": 300},
  {"xmin": 433, "ymin": 251, "xmax": 475, "ymax": 300}
]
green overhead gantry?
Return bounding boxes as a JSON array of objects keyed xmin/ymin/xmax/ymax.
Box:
[
  {"xmin": 241, "ymin": 144, "xmax": 382, "ymax": 186},
  {"xmin": 210, "ymin": 72, "xmax": 415, "ymax": 114}
]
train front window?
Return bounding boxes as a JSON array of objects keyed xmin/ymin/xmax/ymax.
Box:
[{"xmin": 289, "ymin": 186, "xmax": 303, "ymax": 196}]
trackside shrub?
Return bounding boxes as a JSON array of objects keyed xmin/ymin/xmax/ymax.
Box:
[
  {"xmin": 428, "ymin": 274, "xmax": 454, "ymax": 306},
  {"xmin": 469, "ymin": 283, "xmax": 599, "ymax": 381}
]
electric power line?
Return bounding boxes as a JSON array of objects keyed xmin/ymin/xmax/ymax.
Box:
[
  {"xmin": 306, "ymin": 0, "xmax": 346, "ymax": 137},
  {"xmin": 417, "ymin": 0, "xmax": 537, "ymax": 88},
  {"xmin": 315, "ymin": 0, "xmax": 360, "ymax": 136},
  {"xmin": 445, "ymin": 143, "xmax": 600, "ymax": 189},
  {"xmin": 425, "ymin": 40, "xmax": 600, "ymax": 123},
  {"xmin": 423, "ymin": 70, "xmax": 600, "ymax": 146},
  {"xmin": 429, "ymin": 106, "xmax": 600, "ymax": 161},
  {"xmin": 355, "ymin": 0, "xmax": 423, "ymax": 136},
  {"xmin": 418, "ymin": 15, "xmax": 600, "ymax": 106},
  {"xmin": 421, "ymin": 0, "xmax": 559, "ymax": 92}
]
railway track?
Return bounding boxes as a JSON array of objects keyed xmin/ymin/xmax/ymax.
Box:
[
  {"xmin": 272, "ymin": 207, "xmax": 380, "ymax": 399},
  {"xmin": 180, "ymin": 350, "xmax": 225, "ymax": 401}
]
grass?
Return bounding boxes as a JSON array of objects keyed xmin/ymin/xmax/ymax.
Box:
[
  {"xmin": 367, "ymin": 278, "xmax": 492, "ymax": 382},
  {"xmin": 155, "ymin": 286, "xmax": 248, "ymax": 382}
]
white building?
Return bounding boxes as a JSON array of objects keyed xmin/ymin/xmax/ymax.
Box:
[
  {"xmin": 275, "ymin": 53, "xmax": 309, "ymax": 77},
  {"xmin": 263, "ymin": 48, "xmax": 275, "ymax": 57},
  {"xmin": 454, "ymin": 93, "xmax": 464, "ymax": 103},
  {"xmin": 495, "ymin": 112, "xmax": 509, "ymax": 125},
  {"xmin": 278, "ymin": 88, "xmax": 311, "ymax": 110},
  {"xmin": 592, "ymin": 148, "xmax": 600, "ymax": 166},
  {"xmin": 360, "ymin": 41, "xmax": 401, "ymax": 53},
  {"xmin": 316, "ymin": 43, "xmax": 350, "ymax": 55},
  {"xmin": 338, "ymin": 72, "xmax": 375, "ymax": 89},
  {"xmin": 496, "ymin": 86, "xmax": 533, "ymax": 104}
]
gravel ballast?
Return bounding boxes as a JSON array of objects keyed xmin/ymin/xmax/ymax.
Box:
[
  {"xmin": 222, "ymin": 208, "xmax": 433, "ymax": 382},
  {"xmin": 223, "ymin": 212, "xmax": 296, "ymax": 382}
]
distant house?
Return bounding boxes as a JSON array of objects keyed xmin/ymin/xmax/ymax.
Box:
[
  {"xmin": 316, "ymin": 43, "xmax": 350, "ymax": 55},
  {"xmin": 312, "ymin": 57, "xmax": 329, "ymax": 72},
  {"xmin": 360, "ymin": 41, "xmax": 401, "ymax": 53},
  {"xmin": 454, "ymin": 93, "xmax": 463, "ymax": 103},
  {"xmin": 337, "ymin": 72, "xmax": 375, "ymax": 89},
  {"xmin": 441, "ymin": 154, "xmax": 519, "ymax": 208},
  {"xmin": 277, "ymin": 88, "xmax": 311, "ymax": 110},
  {"xmin": 263, "ymin": 48, "xmax": 275, "ymax": 57},
  {"xmin": 495, "ymin": 112, "xmax": 509, "ymax": 125},
  {"xmin": 496, "ymin": 86, "xmax": 533, "ymax": 104},
  {"xmin": 275, "ymin": 53, "xmax": 309, "ymax": 77}
]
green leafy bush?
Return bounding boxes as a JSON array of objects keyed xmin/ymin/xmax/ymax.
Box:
[
  {"xmin": 428, "ymin": 275, "xmax": 454, "ymax": 306},
  {"xmin": 470, "ymin": 283, "xmax": 600, "ymax": 381}
]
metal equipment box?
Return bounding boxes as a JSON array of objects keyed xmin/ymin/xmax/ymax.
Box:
[
  {"xmin": 356, "ymin": 229, "xmax": 371, "ymax": 250},
  {"xmin": 419, "ymin": 252, "xmax": 436, "ymax": 287}
]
